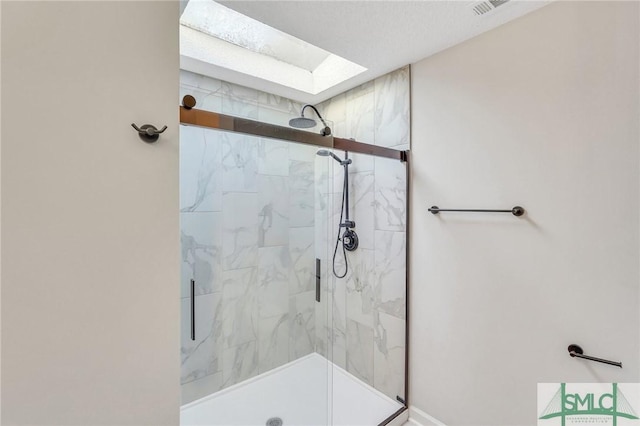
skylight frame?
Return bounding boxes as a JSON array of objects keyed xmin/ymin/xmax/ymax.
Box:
[{"xmin": 180, "ymin": 0, "xmax": 367, "ymax": 96}]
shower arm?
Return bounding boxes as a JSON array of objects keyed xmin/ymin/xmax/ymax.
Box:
[{"xmin": 301, "ymin": 104, "xmax": 330, "ymax": 129}]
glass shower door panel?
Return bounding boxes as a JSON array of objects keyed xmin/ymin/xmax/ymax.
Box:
[
  {"xmin": 323, "ymin": 150, "xmax": 407, "ymax": 425},
  {"xmin": 179, "ymin": 125, "xmax": 333, "ymax": 425}
]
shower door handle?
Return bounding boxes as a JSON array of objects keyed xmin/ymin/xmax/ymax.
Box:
[
  {"xmin": 315, "ymin": 259, "xmax": 321, "ymax": 303},
  {"xmin": 190, "ymin": 279, "xmax": 195, "ymax": 341}
]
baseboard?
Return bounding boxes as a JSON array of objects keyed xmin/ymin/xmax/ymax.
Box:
[{"xmin": 408, "ymin": 406, "xmax": 446, "ymax": 426}]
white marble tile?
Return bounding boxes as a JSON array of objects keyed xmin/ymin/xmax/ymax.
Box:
[
  {"xmin": 181, "ymin": 372, "xmax": 223, "ymax": 405},
  {"xmin": 345, "ymin": 248, "xmax": 375, "ymax": 328},
  {"xmin": 258, "ymin": 106, "xmax": 296, "ymax": 128},
  {"xmin": 329, "ymin": 192, "xmax": 346, "ymax": 246},
  {"xmin": 196, "ymin": 74, "xmax": 223, "ymax": 93},
  {"xmin": 314, "ymin": 156, "xmax": 333, "ymax": 266},
  {"xmin": 199, "ymin": 93, "xmax": 224, "ymax": 114},
  {"xmin": 181, "ymin": 293, "xmax": 223, "ymax": 384},
  {"xmin": 258, "ymin": 246, "xmax": 290, "ymax": 318},
  {"xmin": 258, "ymin": 175, "xmax": 289, "ymax": 247},
  {"xmin": 314, "ymin": 190, "xmax": 331, "ymax": 264},
  {"xmin": 258, "ymin": 313, "xmax": 290, "ymax": 373},
  {"xmin": 314, "ymin": 287, "xmax": 328, "ymax": 360},
  {"xmin": 315, "ymin": 325, "xmax": 328, "ymax": 359},
  {"xmin": 258, "ymin": 91, "xmax": 301, "ymax": 115},
  {"xmin": 180, "ymin": 70, "xmax": 202, "ymax": 88},
  {"xmin": 374, "ymin": 67, "xmax": 410, "ymax": 149},
  {"xmin": 349, "ymin": 171, "xmax": 375, "ymax": 250},
  {"xmin": 257, "ymin": 138, "xmax": 289, "ymax": 177},
  {"xmin": 289, "ymin": 227, "xmax": 315, "ymax": 295},
  {"xmin": 331, "ymin": 120, "xmax": 349, "ymax": 140},
  {"xmin": 222, "ymin": 340, "xmax": 259, "ymax": 388},
  {"xmin": 181, "ymin": 212, "xmax": 222, "ymax": 298},
  {"xmin": 324, "ymin": 145, "xmax": 373, "ymax": 177},
  {"xmin": 315, "ymin": 155, "xmax": 334, "ymax": 196},
  {"xmin": 289, "ymin": 160, "xmax": 315, "ymax": 227},
  {"xmin": 347, "ymin": 151, "xmax": 374, "ymax": 174},
  {"xmin": 222, "ymin": 82, "xmax": 258, "ymax": 120},
  {"xmin": 330, "ymin": 154, "xmax": 347, "ymax": 194},
  {"xmin": 374, "ymin": 157, "xmax": 407, "ymax": 232},
  {"xmin": 346, "ymin": 318, "xmax": 374, "ymax": 386},
  {"xmin": 374, "ymin": 151, "xmax": 406, "ymax": 192},
  {"xmin": 346, "ymin": 80, "xmax": 374, "ymax": 101},
  {"xmin": 330, "ymin": 274, "xmax": 347, "ymax": 369},
  {"xmin": 221, "ymin": 132, "xmax": 258, "ymax": 193},
  {"xmin": 222, "ymin": 267, "xmax": 258, "ymax": 348},
  {"xmin": 289, "ymin": 142, "xmax": 324, "ymax": 163},
  {"xmin": 325, "ymin": 149, "xmax": 372, "ymax": 176},
  {"xmin": 315, "ymin": 194, "xmax": 337, "ymax": 363},
  {"xmin": 374, "ymin": 312, "xmax": 406, "ymax": 401},
  {"xmin": 289, "ymin": 291, "xmax": 316, "ymax": 360},
  {"xmin": 180, "ymin": 126, "xmax": 222, "ymax": 212},
  {"xmin": 318, "ymin": 93, "xmax": 347, "ymax": 139},
  {"xmin": 313, "ymin": 255, "xmax": 333, "ymax": 349},
  {"xmin": 346, "ymin": 90, "xmax": 375, "ymax": 144},
  {"xmin": 222, "ymin": 192, "xmax": 258, "ymax": 270},
  {"xmin": 311, "ymin": 150, "xmax": 340, "ymax": 203},
  {"xmin": 374, "ymin": 231, "xmax": 406, "ymax": 320},
  {"xmin": 289, "ymin": 142, "xmax": 318, "ymax": 162},
  {"xmin": 181, "ymin": 70, "xmax": 223, "ymax": 93}
]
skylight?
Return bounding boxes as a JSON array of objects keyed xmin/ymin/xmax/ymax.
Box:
[{"xmin": 180, "ymin": 0, "xmax": 367, "ymax": 96}]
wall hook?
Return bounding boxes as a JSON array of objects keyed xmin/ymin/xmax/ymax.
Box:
[{"xmin": 131, "ymin": 123, "xmax": 167, "ymax": 143}]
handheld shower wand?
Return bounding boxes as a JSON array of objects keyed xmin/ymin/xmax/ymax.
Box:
[
  {"xmin": 316, "ymin": 149, "xmax": 358, "ymax": 278},
  {"xmin": 316, "ymin": 149, "xmax": 350, "ymax": 165}
]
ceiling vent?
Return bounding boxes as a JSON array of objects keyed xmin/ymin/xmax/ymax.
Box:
[{"xmin": 471, "ymin": 0, "xmax": 510, "ymax": 15}]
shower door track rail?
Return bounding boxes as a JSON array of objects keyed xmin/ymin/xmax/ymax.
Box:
[{"xmin": 179, "ymin": 105, "xmax": 408, "ymax": 162}]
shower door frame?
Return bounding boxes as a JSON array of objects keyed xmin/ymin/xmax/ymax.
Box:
[
  {"xmin": 179, "ymin": 107, "xmax": 407, "ymax": 162},
  {"xmin": 179, "ymin": 101, "xmax": 411, "ymax": 426}
]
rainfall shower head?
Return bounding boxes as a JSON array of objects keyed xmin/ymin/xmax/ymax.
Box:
[
  {"xmin": 317, "ymin": 150, "xmax": 351, "ymax": 166},
  {"xmin": 289, "ymin": 104, "xmax": 332, "ymax": 136},
  {"xmin": 289, "ymin": 116, "xmax": 317, "ymax": 129}
]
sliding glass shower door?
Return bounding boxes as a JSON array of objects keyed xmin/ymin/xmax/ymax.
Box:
[{"xmin": 179, "ymin": 124, "xmax": 334, "ymax": 425}]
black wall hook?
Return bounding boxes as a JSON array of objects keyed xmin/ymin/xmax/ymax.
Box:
[{"xmin": 131, "ymin": 123, "xmax": 167, "ymax": 143}]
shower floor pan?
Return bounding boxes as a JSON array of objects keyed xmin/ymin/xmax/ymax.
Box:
[{"xmin": 180, "ymin": 353, "xmax": 404, "ymax": 426}]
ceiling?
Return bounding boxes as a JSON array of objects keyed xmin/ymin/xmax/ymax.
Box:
[{"xmin": 181, "ymin": 0, "xmax": 550, "ymax": 104}]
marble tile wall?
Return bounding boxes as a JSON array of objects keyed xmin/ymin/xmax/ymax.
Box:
[
  {"xmin": 316, "ymin": 66, "xmax": 409, "ymax": 402},
  {"xmin": 179, "ymin": 66, "xmax": 409, "ymax": 404},
  {"xmin": 179, "ymin": 71, "xmax": 324, "ymax": 404}
]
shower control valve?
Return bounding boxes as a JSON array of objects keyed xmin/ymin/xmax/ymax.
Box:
[{"xmin": 342, "ymin": 228, "xmax": 359, "ymax": 251}]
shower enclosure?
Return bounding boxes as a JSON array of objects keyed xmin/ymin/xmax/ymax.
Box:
[{"xmin": 178, "ymin": 70, "xmax": 409, "ymax": 426}]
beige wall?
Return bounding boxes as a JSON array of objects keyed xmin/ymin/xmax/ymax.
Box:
[
  {"xmin": 1, "ymin": 2, "xmax": 180, "ymax": 425},
  {"xmin": 410, "ymin": 2, "xmax": 639, "ymax": 425},
  {"xmin": 0, "ymin": 1, "xmax": 3, "ymax": 422}
]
